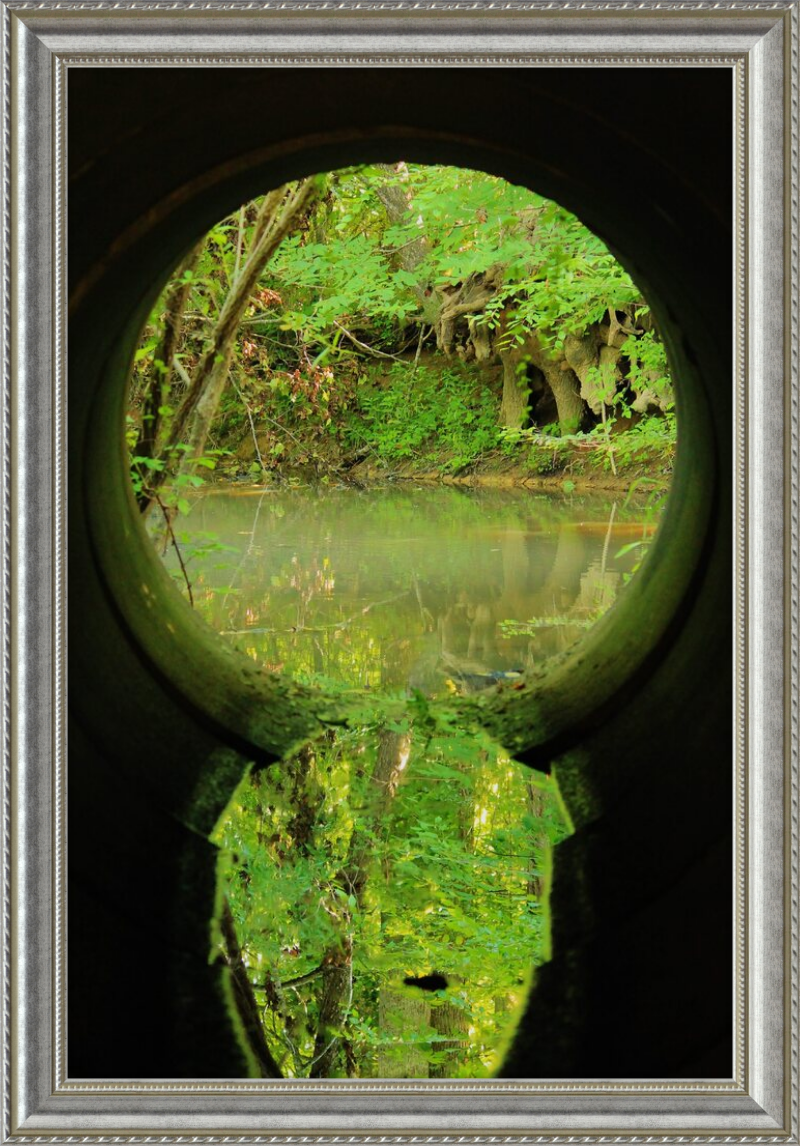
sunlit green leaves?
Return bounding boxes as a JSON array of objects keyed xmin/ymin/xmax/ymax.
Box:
[{"xmin": 214, "ymin": 723, "xmax": 569, "ymax": 1078}]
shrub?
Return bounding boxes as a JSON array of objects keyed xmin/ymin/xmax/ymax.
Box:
[{"xmin": 345, "ymin": 363, "xmax": 500, "ymax": 469}]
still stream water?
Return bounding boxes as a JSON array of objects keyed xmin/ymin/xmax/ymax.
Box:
[{"xmin": 168, "ymin": 483, "xmax": 654, "ymax": 695}]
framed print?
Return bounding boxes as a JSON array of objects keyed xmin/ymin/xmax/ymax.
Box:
[{"xmin": 1, "ymin": 1, "xmax": 797, "ymax": 1140}]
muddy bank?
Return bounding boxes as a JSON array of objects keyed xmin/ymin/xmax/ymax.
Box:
[
  {"xmin": 226, "ymin": 434, "xmax": 673, "ymax": 494},
  {"xmin": 345, "ymin": 455, "xmax": 669, "ymax": 493}
]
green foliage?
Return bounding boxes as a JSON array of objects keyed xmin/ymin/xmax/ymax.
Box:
[
  {"xmin": 496, "ymin": 410, "xmax": 676, "ymax": 478},
  {"xmin": 214, "ymin": 722, "xmax": 569, "ymax": 1078},
  {"xmin": 380, "ymin": 165, "xmax": 537, "ymax": 283},
  {"xmin": 266, "ymin": 363, "xmax": 356, "ymax": 439},
  {"xmin": 499, "ymin": 426, "xmax": 573, "ymax": 474},
  {"xmin": 620, "ymin": 329, "xmax": 673, "ymax": 409},
  {"xmin": 585, "ymin": 411, "xmax": 677, "ymax": 474},
  {"xmin": 129, "ymin": 441, "xmax": 226, "ymax": 513},
  {"xmin": 128, "ymin": 163, "xmax": 675, "ymax": 477},
  {"xmin": 164, "ymin": 481, "xmax": 661, "ymax": 1076},
  {"xmin": 124, "ymin": 167, "xmax": 677, "ymax": 1077},
  {"xmin": 345, "ymin": 363, "xmax": 500, "ymax": 470},
  {"xmin": 481, "ymin": 202, "xmax": 640, "ymax": 351},
  {"xmin": 615, "ymin": 482, "xmax": 671, "ymax": 581}
]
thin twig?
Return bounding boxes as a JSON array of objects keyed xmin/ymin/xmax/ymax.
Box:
[
  {"xmin": 600, "ymin": 501, "xmax": 618, "ymax": 577},
  {"xmin": 233, "ymin": 204, "xmax": 246, "ymax": 285},
  {"xmin": 333, "ymin": 320, "xmax": 408, "ymax": 363},
  {"xmin": 173, "ymin": 358, "xmax": 194, "ymax": 389},
  {"xmin": 332, "ymin": 589, "xmax": 411, "ymax": 632},
  {"xmin": 220, "ymin": 590, "xmax": 411, "ymax": 638},
  {"xmin": 261, "ymin": 409, "xmax": 307, "ymax": 450},
  {"xmin": 260, "ymin": 410, "xmax": 341, "ymax": 478},
  {"xmin": 153, "ymin": 491, "xmax": 194, "ymax": 607},
  {"xmin": 600, "ymin": 399, "xmax": 618, "ymax": 476},
  {"xmin": 410, "ymin": 323, "xmax": 428, "ymax": 380},
  {"xmin": 231, "ymin": 377, "xmax": 266, "ymax": 472},
  {"xmin": 279, "ymin": 966, "xmax": 325, "ymax": 989}
]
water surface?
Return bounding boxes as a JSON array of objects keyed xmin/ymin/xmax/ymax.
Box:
[{"xmin": 168, "ymin": 484, "xmax": 654, "ymax": 695}]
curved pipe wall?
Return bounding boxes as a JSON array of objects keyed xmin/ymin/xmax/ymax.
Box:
[{"xmin": 68, "ymin": 68, "xmax": 732, "ymax": 1078}]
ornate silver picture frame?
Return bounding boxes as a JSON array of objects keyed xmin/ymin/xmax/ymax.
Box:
[{"xmin": 1, "ymin": 2, "xmax": 798, "ymax": 1140}]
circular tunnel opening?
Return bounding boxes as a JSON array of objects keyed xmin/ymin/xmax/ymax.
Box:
[{"xmin": 127, "ymin": 163, "xmax": 675, "ymax": 699}]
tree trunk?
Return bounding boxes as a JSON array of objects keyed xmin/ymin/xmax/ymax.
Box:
[
  {"xmin": 468, "ymin": 315, "xmax": 494, "ymax": 362},
  {"xmin": 499, "ymin": 347, "xmax": 531, "ymax": 429},
  {"xmin": 501, "ymin": 329, "xmax": 585, "ymax": 435},
  {"xmin": 429, "ymin": 992, "xmax": 468, "ymax": 1078},
  {"xmin": 244, "ymin": 739, "xmax": 324, "ymax": 1076},
  {"xmin": 133, "ymin": 239, "xmax": 204, "ymax": 507},
  {"xmin": 180, "ymin": 339, "xmax": 236, "ymax": 464},
  {"xmin": 308, "ymin": 942, "xmax": 353, "ymax": 1078},
  {"xmin": 563, "ymin": 330, "xmax": 601, "ymax": 413},
  {"xmin": 308, "ymin": 728, "xmax": 411, "ymax": 1079},
  {"xmin": 140, "ymin": 178, "xmax": 321, "ymax": 514},
  {"xmin": 371, "ymin": 163, "xmax": 439, "ymax": 326},
  {"xmin": 525, "ymin": 783, "xmax": 551, "ymax": 901},
  {"xmin": 426, "ymin": 759, "xmax": 472, "ymax": 1078},
  {"xmin": 563, "ymin": 330, "xmax": 624, "ymax": 416},
  {"xmin": 537, "ymin": 358, "xmax": 584, "ymax": 435}
]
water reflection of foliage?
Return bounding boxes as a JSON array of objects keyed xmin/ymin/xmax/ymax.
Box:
[
  {"xmin": 214, "ymin": 720, "xmax": 569, "ymax": 1079},
  {"xmin": 174, "ymin": 487, "xmax": 653, "ymax": 697}
]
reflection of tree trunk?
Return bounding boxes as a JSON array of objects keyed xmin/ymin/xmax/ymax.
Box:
[
  {"xmin": 377, "ymin": 989, "xmax": 430, "ymax": 1078},
  {"xmin": 308, "ymin": 941, "xmax": 353, "ymax": 1078},
  {"xmin": 493, "ymin": 525, "xmax": 587, "ymax": 635},
  {"xmin": 309, "ymin": 729, "xmax": 411, "ymax": 1079},
  {"xmin": 539, "ymin": 526, "xmax": 587, "ymax": 609},
  {"xmin": 500, "ymin": 530, "xmax": 530, "ymax": 601},
  {"xmin": 347, "ymin": 729, "xmax": 410, "ymax": 888},
  {"xmin": 218, "ymin": 898, "xmax": 284, "ymax": 1079},
  {"xmin": 429, "ymin": 991, "xmax": 468, "ymax": 1078},
  {"xmin": 493, "ymin": 992, "xmax": 510, "ymax": 1034},
  {"xmin": 425, "ymin": 753, "xmax": 473, "ymax": 1078},
  {"xmin": 242, "ymin": 738, "xmax": 323, "ymax": 1074},
  {"xmin": 488, "ymin": 784, "xmax": 550, "ymax": 1039},
  {"xmin": 286, "ymin": 740, "xmax": 322, "ymax": 851},
  {"xmin": 467, "ymin": 601, "xmax": 497, "ymax": 662},
  {"xmin": 525, "ymin": 783, "xmax": 550, "ymax": 901}
]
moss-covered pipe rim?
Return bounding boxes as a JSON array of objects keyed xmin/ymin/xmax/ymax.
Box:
[{"xmin": 74, "ymin": 124, "xmax": 723, "ymax": 767}]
